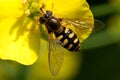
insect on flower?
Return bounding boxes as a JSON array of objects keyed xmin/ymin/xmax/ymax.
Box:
[
  {"xmin": 37, "ymin": 4, "xmax": 98, "ymax": 76},
  {"xmin": 0, "ymin": 0, "xmax": 105, "ymax": 76}
]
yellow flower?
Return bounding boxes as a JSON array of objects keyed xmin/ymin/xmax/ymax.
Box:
[
  {"xmin": 0, "ymin": 0, "xmax": 40, "ymax": 65},
  {"xmin": 0, "ymin": 0, "xmax": 94, "ymax": 65}
]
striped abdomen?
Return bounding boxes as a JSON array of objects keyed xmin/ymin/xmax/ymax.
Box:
[{"xmin": 55, "ymin": 27, "xmax": 80, "ymax": 51}]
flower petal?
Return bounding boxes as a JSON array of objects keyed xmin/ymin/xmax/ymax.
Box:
[
  {"xmin": 0, "ymin": 0, "xmax": 40, "ymax": 65},
  {"xmin": 38, "ymin": 0, "xmax": 93, "ymax": 19},
  {"xmin": 0, "ymin": 0, "xmax": 23, "ymax": 19}
]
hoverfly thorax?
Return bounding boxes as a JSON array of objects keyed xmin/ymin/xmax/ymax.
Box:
[{"xmin": 39, "ymin": 10, "xmax": 61, "ymax": 32}]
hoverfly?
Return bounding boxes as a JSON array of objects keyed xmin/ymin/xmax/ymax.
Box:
[{"xmin": 38, "ymin": 5, "xmax": 95, "ymax": 76}]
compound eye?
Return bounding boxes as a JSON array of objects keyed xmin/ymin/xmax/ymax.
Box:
[
  {"xmin": 45, "ymin": 10, "xmax": 53, "ymax": 18},
  {"xmin": 39, "ymin": 17, "xmax": 46, "ymax": 24}
]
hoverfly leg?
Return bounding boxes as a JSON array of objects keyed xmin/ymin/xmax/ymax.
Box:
[
  {"xmin": 58, "ymin": 18, "xmax": 63, "ymax": 22},
  {"xmin": 55, "ymin": 40, "xmax": 62, "ymax": 45}
]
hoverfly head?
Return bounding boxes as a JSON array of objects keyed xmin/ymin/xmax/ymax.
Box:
[
  {"xmin": 39, "ymin": 10, "xmax": 53, "ymax": 24},
  {"xmin": 44, "ymin": 10, "xmax": 53, "ymax": 18}
]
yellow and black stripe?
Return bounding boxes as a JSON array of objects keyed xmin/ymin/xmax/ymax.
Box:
[{"xmin": 55, "ymin": 27, "xmax": 80, "ymax": 51}]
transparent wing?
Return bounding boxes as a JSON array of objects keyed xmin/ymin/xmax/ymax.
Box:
[
  {"xmin": 48, "ymin": 33, "xmax": 65, "ymax": 76},
  {"xmin": 93, "ymin": 20, "xmax": 105, "ymax": 33},
  {"xmin": 61, "ymin": 18, "xmax": 94, "ymax": 43}
]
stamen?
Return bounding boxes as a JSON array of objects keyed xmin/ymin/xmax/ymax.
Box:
[
  {"xmin": 24, "ymin": 9, "xmax": 30, "ymax": 16},
  {"xmin": 23, "ymin": 0, "xmax": 27, "ymax": 4},
  {"xmin": 40, "ymin": 3, "xmax": 46, "ymax": 15}
]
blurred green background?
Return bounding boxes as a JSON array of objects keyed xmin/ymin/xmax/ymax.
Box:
[{"xmin": 0, "ymin": 0, "xmax": 120, "ymax": 80}]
